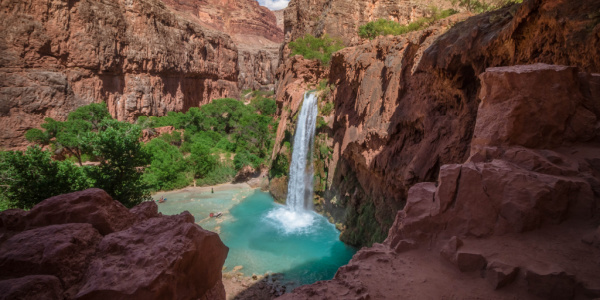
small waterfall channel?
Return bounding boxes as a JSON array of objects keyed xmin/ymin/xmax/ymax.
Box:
[{"xmin": 266, "ymin": 92, "xmax": 319, "ymax": 233}]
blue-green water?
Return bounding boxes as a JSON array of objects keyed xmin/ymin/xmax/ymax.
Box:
[{"xmin": 155, "ymin": 185, "xmax": 356, "ymax": 287}]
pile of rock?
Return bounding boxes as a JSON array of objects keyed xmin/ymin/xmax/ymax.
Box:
[{"xmin": 0, "ymin": 189, "xmax": 228, "ymax": 300}]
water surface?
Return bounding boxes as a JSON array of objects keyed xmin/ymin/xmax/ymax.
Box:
[{"xmin": 155, "ymin": 186, "xmax": 355, "ymax": 287}]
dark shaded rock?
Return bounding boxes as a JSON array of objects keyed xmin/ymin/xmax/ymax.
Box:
[
  {"xmin": 0, "ymin": 224, "xmax": 102, "ymax": 291},
  {"xmin": 486, "ymin": 261, "xmax": 519, "ymax": 289},
  {"xmin": 26, "ymin": 189, "xmax": 135, "ymax": 235},
  {"xmin": 440, "ymin": 236, "xmax": 463, "ymax": 264},
  {"xmin": 75, "ymin": 212, "xmax": 228, "ymax": 300},
  {"xmin": 456, "ymin": 252, "xmax": 487, "ymax": 272},
  {"xmin": 0, "ymin": 275, "xmax": 64, "ymax": 300},
  {"xmin": 525, "ymin": 268, "xmax": 576, "ymax": 300},
  {"xmin": 129, "ymin": 201, "xmax": 160, "ymax": 223}
]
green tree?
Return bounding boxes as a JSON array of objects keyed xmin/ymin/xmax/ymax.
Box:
[
  {"xmin": 67, "ymin": 102, "xmax": 112, "ymax": 130},
  {"xmin": 25, "ymin": 103, "xmax": 112, "ymax": 165},
  {"xmin": 0, "ymin": 146, "xmax": 91, "ymax": 209},
  {"xmin": 189, "ymin": 142, "xmax": 218, "ymax": 177},
  {"xmin": 143, "ymin": 139, "xmax": 191, "ymax": 191},
  {"xmin": 83, "ymin": 119, "xmax": 151, "ymax": 208}
]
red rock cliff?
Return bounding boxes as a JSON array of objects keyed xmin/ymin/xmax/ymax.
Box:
[
  {"xmin": 284, "ymin": 0, "xmax": 455, "ymax": 45},
  {"xmin": 161, "ymin": 0, "xmax": 284, "ymax": 91},
  {"xmin": 0, "ymin": 0, "xmax": 240, "ymax": 149}
]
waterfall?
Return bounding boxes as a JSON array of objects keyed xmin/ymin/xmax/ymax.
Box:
[
  {"xmin": 265, "ymin": 92, "xmax": 318, "ymax": 233},
  {"xmin": 286, "ymin": 92, "xmax": 318, "ymax": 211}
]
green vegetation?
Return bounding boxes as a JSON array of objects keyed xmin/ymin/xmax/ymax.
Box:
[
  {"xmin": 0, "ymin": 146, "xmax": 91, "ymax": 209},
  {"xmin": 10, "ymin": 106, "xmax": 151, "ymax": 209},
  {"xmin": 137, "ymin": 96, "xmax": 277, "ymax": 188},
  {"xmin": 341, "ymin": 201, "xmax": 387, "ymax": 246},
  {"xmin": 452, "ymin": 0, "xmax": 523, "ymax": 13},
  {"xmin": 288, "ymin": 34, "xmax": 345, "ymax": 65},
  {"xmin": 2, "ymin": 92, "xmax": 277, "ymax": 211},
  {"xmin": 359, "ymin": 8, "xmax": 458, "ymax": 39}
]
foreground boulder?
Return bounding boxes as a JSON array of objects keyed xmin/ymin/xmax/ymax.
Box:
[{"xmin": 0, "ymin": 189, "xmax": 228, "ymax": 300}]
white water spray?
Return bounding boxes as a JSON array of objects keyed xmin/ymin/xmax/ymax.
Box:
[
  {"xmin": 286, "ymin": 92, "xmax": 318, "ymax": 211},
  {"xmin": 266, "ymin": 92, "xmax": 319, "ymax": 233}
]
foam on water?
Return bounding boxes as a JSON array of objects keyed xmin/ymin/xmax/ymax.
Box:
[{"xmin": 265, "ymin": 207, "xmax": 316, "ymax": 234}]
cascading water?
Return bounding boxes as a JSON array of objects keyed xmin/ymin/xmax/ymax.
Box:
[
  {"xmin": 286, "ymin": 92, "xmax": 318, "ymax": 211},
  {"xmin": 266, "ymin": 92, "xmax": 319, "ymax": 233}
]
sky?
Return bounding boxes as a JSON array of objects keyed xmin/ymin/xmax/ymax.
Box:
[{"xmin": 256, "ymin": 0, "xmax": 289, "ymax": 10}]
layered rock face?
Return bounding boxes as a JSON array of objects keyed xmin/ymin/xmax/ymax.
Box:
[
  {"xmin": 279, "ymin": 63, "xmax": 600, "ymax": 300},
  {"xmin": 284, "ymin": 0, "xmax": 455, "ymax": 45},
  {"xmin": 273, "ymin": 0, "xmax": 600, "ymax": 246},
  {"xmin": 0, "ymin": 189, "xmax": 228, "ymax": 300},
  {"xmin": 161, "ymin": 0, "xmax": 283, "ymax": 43},
  {"xmin": 0, "ymin": 0, "xmax": 240, "ymax": 149},
  {"xmin": 160, "ymin": 0, "xmax": 284, "ymax": 91}
]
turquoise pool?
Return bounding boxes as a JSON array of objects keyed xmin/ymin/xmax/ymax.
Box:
[{"xmin": 154, "ymin": 185, "xmax": 356, "ymax": 287}]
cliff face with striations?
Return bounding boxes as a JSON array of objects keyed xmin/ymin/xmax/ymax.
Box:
[
  {"xmin": 160, "ymin": 0, "xmax": 284, "ymax": 91},
  {"xmin": 0, "ymin": 0, "xmax": 285, "ymax": 150},
  {"xmin": 0, "ymin": 0, "xmax": 240, "ymax": 149},
  {"xmin": 161, "ymin": 0, "xmax": 284, "ymax": 43},
  {"xmin": 272, "ymin": 0, "xmax": 600, "ymax": 248}
]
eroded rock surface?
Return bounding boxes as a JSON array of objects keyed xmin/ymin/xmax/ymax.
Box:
[{"xmin": 0, "ymin": 189, "xmax": 228, "ymax": 300}]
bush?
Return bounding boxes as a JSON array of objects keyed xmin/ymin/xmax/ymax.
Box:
[
  {"xmin": 288, "ymin": 34, "xmax": 345, "ymax": 65},
  {"xmin": 83, "ymin": 119, "xmax": 151, "ymax": 208},
  {"xmin": 233, "ymin": 151, "xmax": 262, "ymax": 170},
  {"xmin": 143, "ymin": 139, "xmax": 192, "ymax": 191},
  {"xmin": 358, "ymin": 8, "xmax": 458, "ymax": 39},
  {"xmin": 195, "ymin": 162, "xmax": 237, "ymax": 186},
  {"xmin": 189, "ymin": 142, "xmax": 218, "ymax": 178},
  {"xmin": 0, "ymin": 146, "xmax": 91, "ymax": 209},
  {"xmin": 250, "ymin": 97, "xmax": 277, "ymax": 116}
]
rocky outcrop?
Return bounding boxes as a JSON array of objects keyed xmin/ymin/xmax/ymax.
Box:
[
  {"xmin": 140, "ymin": 126, "xmax": 178, "ymax": 143},
  {"xmin": 238, "ymin": 49, "xmax": 280, "ymax": 91},
  {"xmin": 284, "ymin": 0, "xmax": 455, "ymax": 45},
  {"xmin": 0, "ymin": 0, "xmax": 240, "ymax": 150},
  {"xmin": 0, "ymin": 189, "xmax": 228, "ymax": 300},
  {"xmin": 278, "ymin": 63, "xmax": 600, "ymax": 300}
]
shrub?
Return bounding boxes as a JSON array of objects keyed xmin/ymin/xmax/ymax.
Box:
[
  {"xmin": 0, "ymin": 146, "xmax": 91, "ymax": 209},
  {"xmin": 83, "ymin": 119, "xmax": 151, "ymax": 208},
  {"xmin": 288, "ymin": 34, "xmax": 345, "ymax": 65},
  {"xmin": 189, "ymin": 142, "xmax": 218, "ymax": 178},
  {"xmin": 233, "ymin": 151, "xmax": 262, "ymax": 170},
  {"xmin": 358, "ymin": 8, "xmax": 458, "ymax": 39},
  {"xmin": 143, "ymin": 139, "xmax": 192, "ymax": 191}
]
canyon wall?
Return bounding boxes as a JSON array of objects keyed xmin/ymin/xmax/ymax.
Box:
[
  {"xmin": 0, "ymin": 0, "xmax": 239, "ymax": 149},
  {"xmin": 0, "ymin": 0, "xmax": 284, "ymax": 150},
  {"xmin": 160, "ymin": 0, "xmax": 284, "ymax": 91},
  {"xmin": 284, "ymin": 0, "xmax": 455, "ymax": 45},
  {"xmin": 272, "ymin": 0, "xmax": 600, "ymax": 247}
]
